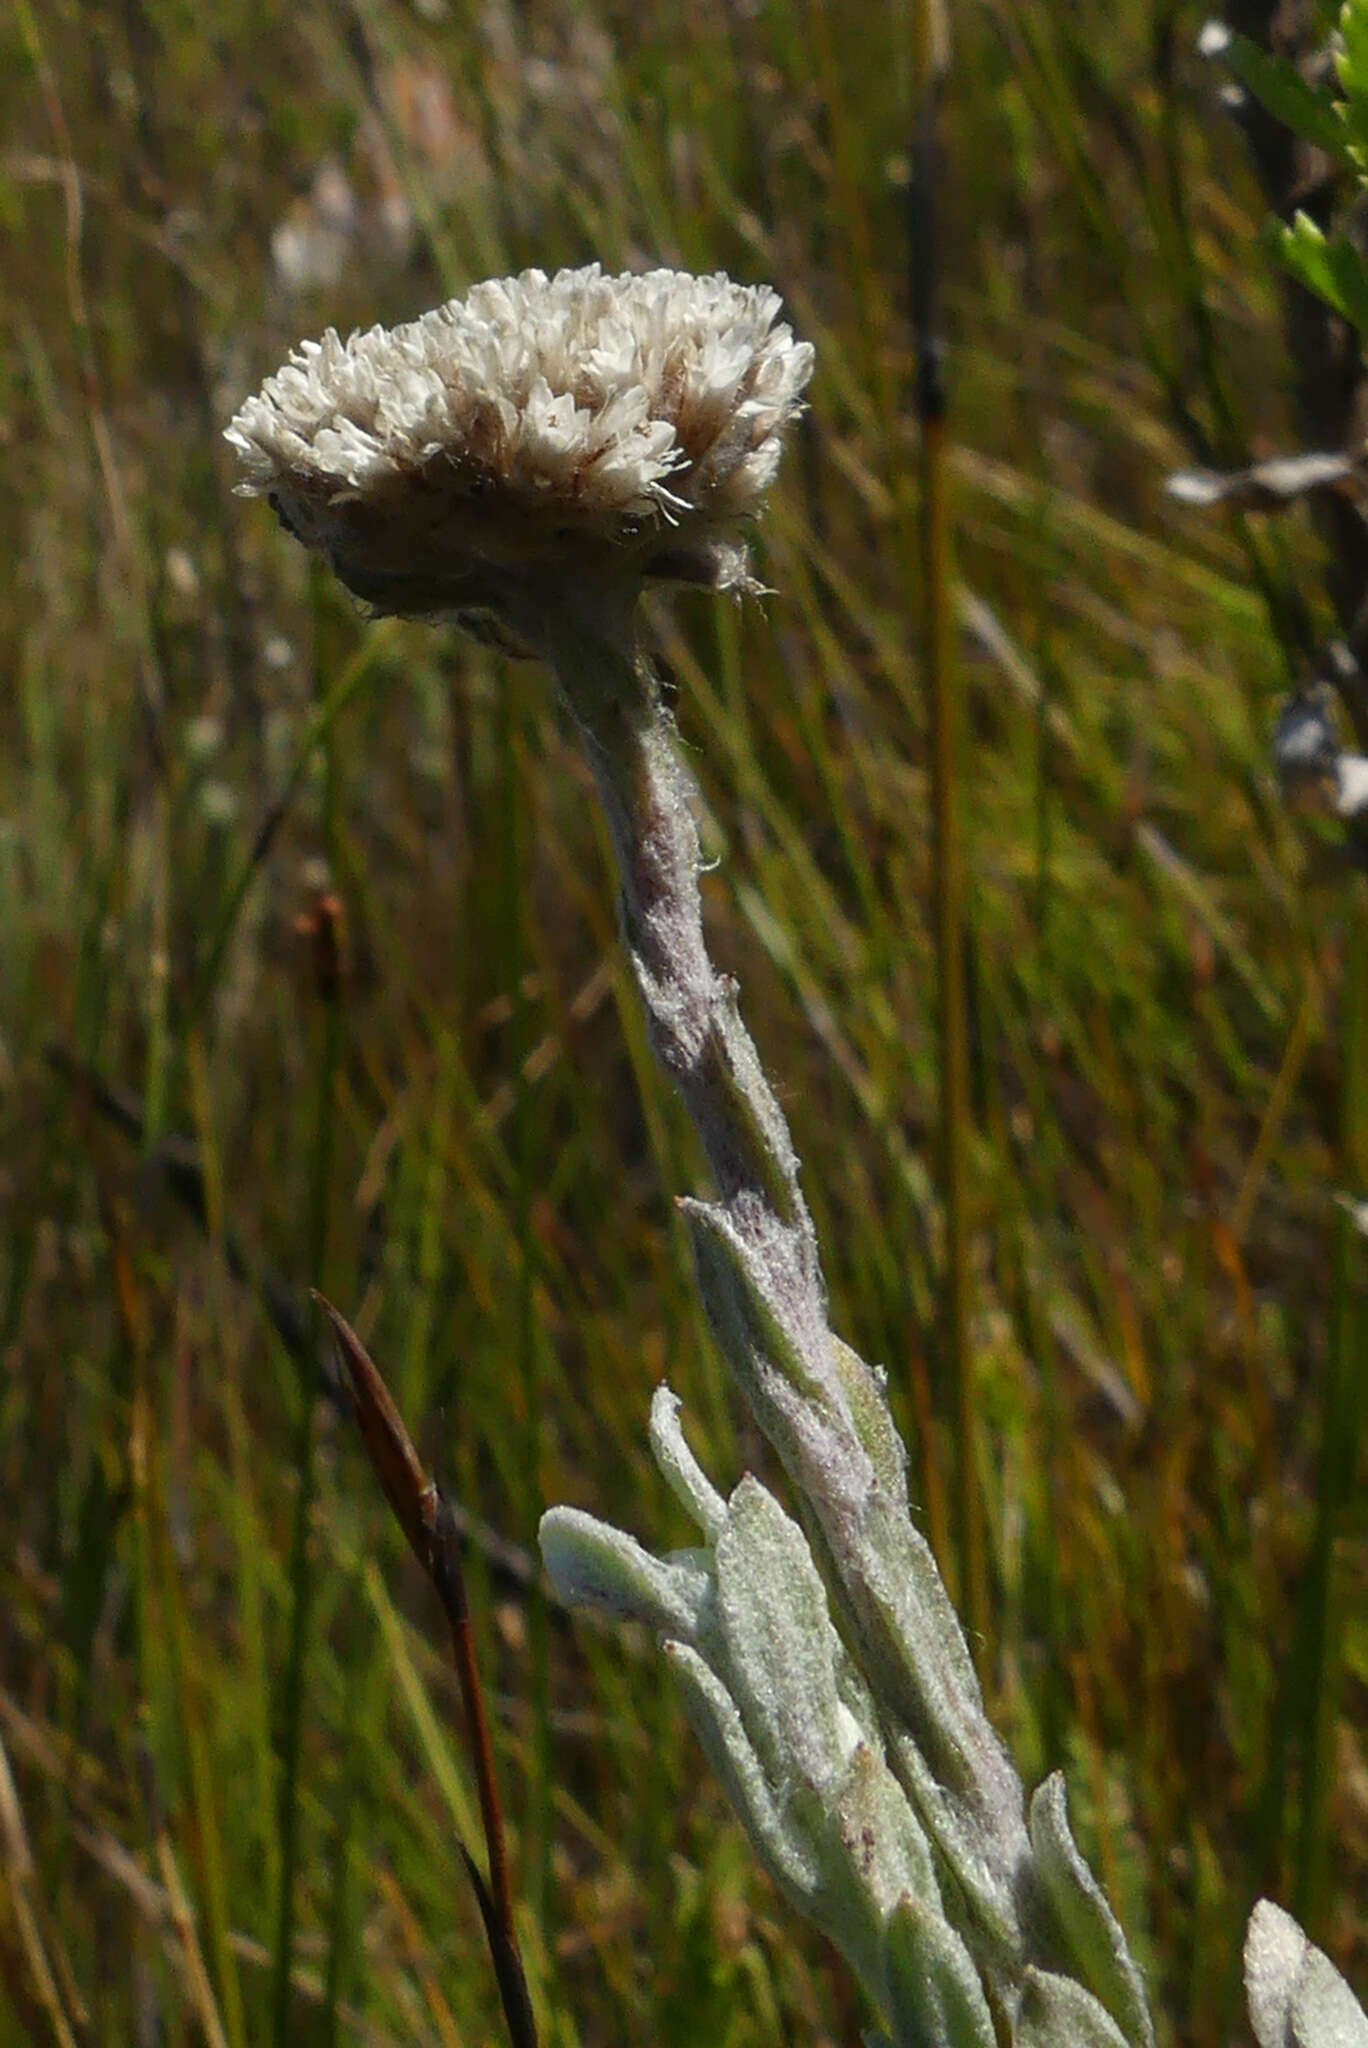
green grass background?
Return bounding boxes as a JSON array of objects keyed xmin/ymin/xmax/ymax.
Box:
[{"xmin": 1, "ymin": 0, "xmax": 1365, "ymax": 2041}]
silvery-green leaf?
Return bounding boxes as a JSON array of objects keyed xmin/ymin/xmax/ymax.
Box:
[
  {"xmin": 884, "ymin": 1723, "xmax": 1023, "ymax": 1968},
  {"xmin": 538, "ymin": 1505, "xmax": 711, "ymax": 1639},
  {"xmin": 1245, "ymin": 1900, "xmax": 1368, "ymax": 2048},
  {"xmin": 686, "ymin": 1186, "xmax": 1031, "ymax": 1968},
  {"xmin": 847, "ymin": 1488, "xmax": 984, "ymax": 1736},
  {"xmin": 661, "ymin": 1637, "xmax": 820, "ymax": 1909},
  {"xmin": 1027, "ymin": 1774, "xmax": 1155, "ymax": 2048},
  {"xmin": 883, "ymin": 1892, "xmax": 996, "ymax": 2048},
  {"xmin": 692, "ymin": 970, "xmax": 808, "ymax": 1228},
  {"xmin": 778, "ymin": 1738, "xmax": 940, "ymax": 1991},
  {"xmin": 830, "ymin": 1333, "xmax": 908, "ymax": 1500},
  {"xmin": 1016, "ymin": 1966, "xmax": 1133, "ymax": 2048},
  {"xmin": 840, "ymin": 1484, "xmax": 1029, "ymax": 1964},
  {"xmin": 682, "ymin": 1197, "xmax": 836, "ymax": 1418},
  {"xmin": 715, "ymin": 1476, "xmax": 857, "ymax": 1796},
  {"xmin": 649, "ymin": 1385, "xmax": 726, "ymax": 1540},
  {"xmin": 830, "ymin": 1629, "xmax": 885, "ymax": 1756}
]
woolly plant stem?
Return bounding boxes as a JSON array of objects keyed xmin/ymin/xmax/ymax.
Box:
[
  {"xmin": 544, "ymin": 611, "xmax": 1035, "ymax": 1963},
  {"xmin": 541, "ymin": 616, "xmax": 1180, "ymax": 2048},
  {"xmin": 548, "ymin": 616, "xmax": 829, "ymax": 1412},
  {"xmin": 551, "ymin": 622, "xmax": 815, "ymax": 1247}
]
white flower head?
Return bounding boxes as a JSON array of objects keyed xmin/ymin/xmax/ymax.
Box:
[{"xmin": 226, "ymin": 263, "xmax": 813, "ymax": 639}]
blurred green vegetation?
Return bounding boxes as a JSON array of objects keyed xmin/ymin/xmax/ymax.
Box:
[{"xmin": 1, "ymin": 0, "xmax": 1364, "ymax": 2042}]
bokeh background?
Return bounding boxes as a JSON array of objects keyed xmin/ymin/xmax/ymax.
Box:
[{"xmin": 2, "ymin": 0, "xmax": 1365, "ymax": 2042}]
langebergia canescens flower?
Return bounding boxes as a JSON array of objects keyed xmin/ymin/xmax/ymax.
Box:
[
  {"xmin": 227, "ymin": 263, "xmax": 811, "ymax": 645},
  {"xmin": 228, "ymin": 263, "xmax": 1365, "ymax": 2046}
]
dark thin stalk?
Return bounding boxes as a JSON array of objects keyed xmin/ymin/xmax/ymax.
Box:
[
  {"xmin": 909, "ymin": 40, "xmax": 986, "ymax": 1652},
  {"xmin": 1150, "ymin": 1, "xmax": 1311, "ymax": 678},
  {"xmin": 497, "ymin": 666, "xmax": 552, "ymax": 1931},
  {"xmin": 1295, "ymin": 877, "xmax": 1368, "ymax": 1932},
  {"xmin": 432, "ymin": 1497, "xmax": 520, "ymax": 1959},
  {"xmin": 270, "ymin": 571, "xmax": 343, "ymax": 2047},
  {"xmin": 320, "ymin": 1572, "xmax": 383, "ymax": 2047},
  {"xmin": 315, "ymin": 1296, "xmax": 536, "ymax": 2048},
  {"xmin": 153, "ymin": 1480, "xmax": 246, "ymax": 2048},
  {"xmin": 14, "ymin": 0, "xmax": 166, "ymax": 772},
  {"xmin": 267, "ymin": 1062, "xmax": 334, "ymax": 2048},
  {"xmin": 188, "ymin": 623, "xmax": 394, "ymax": 1027},
  {"xmin": 1033, "ymin": 620, "xmax": 1055, "ymax": 962}
]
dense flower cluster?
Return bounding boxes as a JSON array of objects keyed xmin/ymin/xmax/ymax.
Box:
[{"xmin": 226, "ymin": 264, "xmax": 813, "ymax": 624}]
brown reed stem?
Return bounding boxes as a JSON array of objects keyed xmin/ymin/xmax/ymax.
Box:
[
  {"xmin": 909, "ymin": 24, "xmax": 986, "ymax": 1663},
  {"xmin": 315, "ymin": 1294, "xmax": 536, "ymax": 2048}
]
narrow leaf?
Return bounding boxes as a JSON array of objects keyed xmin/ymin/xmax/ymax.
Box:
[
  {"xmin": 1267, "ymin": 213, "xmax": 1368, "ymax": 335},
  {"xmin": 1225, "ymin": 34, "xmax": 1347, "ymax": 156}
]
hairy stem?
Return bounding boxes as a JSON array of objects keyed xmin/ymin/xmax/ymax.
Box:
[
  {"xmin": 546, "ymin": 611, "xmax": 1035, "ymax": 1976},
  {"xmin": 549, "ymin": 620, "xmax": 829, "ymax": 1377}
]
